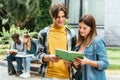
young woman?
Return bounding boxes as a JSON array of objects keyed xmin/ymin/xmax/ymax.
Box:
[
  {"xmin": 19, "ymin": 33, "xmax": 38, "ymax": 79},
  {"xmin": 74, "ymin": 14, "xmax": 109, "ymax": 80}
]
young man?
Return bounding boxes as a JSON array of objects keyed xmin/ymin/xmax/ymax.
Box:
[
  {"xmin": 37, "ymin": 2, "xmax": 76, "ymax": 80},
  {"xmin": 6, "ymin": 33, "xmax": 24, "ymax": 76}
]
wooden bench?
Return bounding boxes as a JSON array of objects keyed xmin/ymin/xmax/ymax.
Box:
[{"xmin": 6, "ymin": 38, "xmax": 42, "ymax": 73}]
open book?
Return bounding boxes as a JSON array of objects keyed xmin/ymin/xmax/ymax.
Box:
[
  {"xmin": 55, "ymin": 48, "xmax": 84, "ymax": 62},
  {"xmin": 0, "ymin": 49, "xmax": 18, "ymax": 54},
  {"xmin": 15, "ymin": 52, "xmax": 34, "ymax": 58}
]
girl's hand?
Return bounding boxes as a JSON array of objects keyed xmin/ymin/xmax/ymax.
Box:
[
  {"xmin": 75, "ymin": 57, "xmax": 90, "ymax": 65},
  {"xmin": 75, "ymin": 57, "xmax": 98, "ymax": 68}
]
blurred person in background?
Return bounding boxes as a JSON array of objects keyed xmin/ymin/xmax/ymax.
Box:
[
  {"xmin": 6, "ymin": 33, "xmax": 24, "ymax": 77},
  {"xmin": 19, "ymin": 33, "xmax": 38, "ymax": 79}
]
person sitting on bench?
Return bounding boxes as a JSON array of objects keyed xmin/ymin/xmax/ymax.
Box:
[
  {"xmin": 6, "ymin": 33, "xmax": 24, "ymax": 77},
  {"xmin": 19, "ymin": 33, "xmax": 38, "ymax": 79}
]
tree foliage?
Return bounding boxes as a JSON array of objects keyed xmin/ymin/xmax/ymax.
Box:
[
  {"xmin": 35, "ymin": 0, "xmax": 52, "ymax": 32},
  {"xmin": 3, "ymin": 0, "xmax": 38, "ymax": 29},
  {"xmin": 0, "ymin": 24, "xmax": 28, "ymax": 44},
  {"xmin": 0, "ymin": 0, "xmax": 52, "ymax": 32},
  {"xmin": 0, "ymin": 0, "xmax": 10, "ymax": 33}
]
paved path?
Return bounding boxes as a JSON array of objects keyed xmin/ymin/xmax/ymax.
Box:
[
  {"xmin": 0, "ymin": 66, "xmax": 120, "ymax": 80},
  {"xmin": 107, "ymin": 74, "xmax": 120, "ymax": 80},
  {"xmin": 1, "ymin": 55, "xmax": 120, "ymax": 80},
  {"xmin": 0, "ymin": 66, "xmax": 41, "ymax": 80}
]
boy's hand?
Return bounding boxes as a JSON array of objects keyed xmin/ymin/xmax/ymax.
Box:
[
  {"xmin": 9, "ymin": 50, "xmax": 17, "ymax": 54},
  {"xmin": 49, "ymin": 55, "xmax": 61, "ymax": 62}
]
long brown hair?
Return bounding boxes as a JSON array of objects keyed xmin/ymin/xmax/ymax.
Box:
[
  {"xmin": 23, "ymin": 33, "xmax": 32, "ymax": 51},
  {"xmin": 76, "ymin": 14, "xmax": 97, "ymax": 47}
]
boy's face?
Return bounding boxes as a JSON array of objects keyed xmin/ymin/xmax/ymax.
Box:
[
  {"xmin": 12, "ymin": 38, "xmax": 19, "ymax": 43},
  {"xmin": 53, "ymin": 11, "xmax": 66, "ymax": 27}
]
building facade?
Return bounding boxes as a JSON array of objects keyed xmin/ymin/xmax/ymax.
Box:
[
  {"xmin": 52, "ymin": 0, "xmax": 120, "ymax": 47},
  {"xmin": 104, "ymin": 0, "xmax": 120, "ymax": 47}
]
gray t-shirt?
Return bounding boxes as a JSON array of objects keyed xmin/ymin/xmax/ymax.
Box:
[{"xmin": 11, "ymin": 39, "xmax": 24, "ymax": 52}]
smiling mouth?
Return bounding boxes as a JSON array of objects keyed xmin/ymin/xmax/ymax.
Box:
[{"xmin": 58, "ymin": 22, "xmax": 63, "ymax": 24}]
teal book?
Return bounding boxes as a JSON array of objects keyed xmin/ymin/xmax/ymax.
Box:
[{"xmin": 55, "ymin": 48, "xmax": 84, "ymax": 62}]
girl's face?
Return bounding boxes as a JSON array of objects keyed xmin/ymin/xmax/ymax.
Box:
[
  {"xmin": 79, "ymin": 22, "xmax": 91, "ymax": 38},
  {"xmin": 23, "ymin": 36, "xmax": 29, "ymax": 43},
  {"xmin": 53, "ymin": 11, "xmax": 66, "ymax": 27}
]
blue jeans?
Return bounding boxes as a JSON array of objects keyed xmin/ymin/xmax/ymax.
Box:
[
  {"xmin": 22, "ymin": 56, "xmax": 38, "ymax": 73},
  {"xmin": 6, "ymin": 54, "xmax": 22, "ymax": 72}
]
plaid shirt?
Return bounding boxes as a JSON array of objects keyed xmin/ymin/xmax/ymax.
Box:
[{"xmin": 37, "ymin": 26, "xmax": 76, "ymax": 80}]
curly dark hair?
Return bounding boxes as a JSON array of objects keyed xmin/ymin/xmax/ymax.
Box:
[{"xmin": 11, "ymin": 33, "xmax": 19, "ymax": 39}]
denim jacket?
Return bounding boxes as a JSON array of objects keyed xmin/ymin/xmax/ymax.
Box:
[
  {"xmin": 74, "ymin": 36, "xmax": 109, "ymax": 80},
  {"xmin": 25, "ymin": 39, "xmax": 38, "ymax": 56},
  {"xmin": 37, "ymin": 26, "xmax": 76, "ymax": 80}
]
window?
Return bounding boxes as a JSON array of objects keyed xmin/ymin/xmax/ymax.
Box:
[
  {"xmin": 52, "ymin": 0, "xmax": 65, "ymax": 4},
  {"xmin": 82, "ymin": 0, "xmax": 105, "ymax": 25},
  {"xmin": 68, "ymin": 0, "xmax": 80, "ymax": 24},
  {"xmin": 52, "ymin": 0, "xmax": 105, "ymax": 25}
]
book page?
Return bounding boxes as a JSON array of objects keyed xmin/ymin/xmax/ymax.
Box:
[{"xmin": 15, "ymin": 52, "xmax": 26, "ymax": 57}]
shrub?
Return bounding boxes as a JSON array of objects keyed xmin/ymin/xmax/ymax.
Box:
[
  {"xmin": 0, "ymin": 24, "xmax": 28, "ymax": 44},
  {"xmin": 0, "ymin": 44, "xmax": 10, "ymax": 55},
  {"xmin": 29, "ymin": 32, "xmax": 38, "ymax": 39},
  {"xmin": 35, "ymin": 0, "xmax": 52, "ymax": 32}
]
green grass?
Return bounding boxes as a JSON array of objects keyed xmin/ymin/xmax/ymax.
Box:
[{"xmin": 107, "ymin": 48, "xmax": 120, "ymax": 70}]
